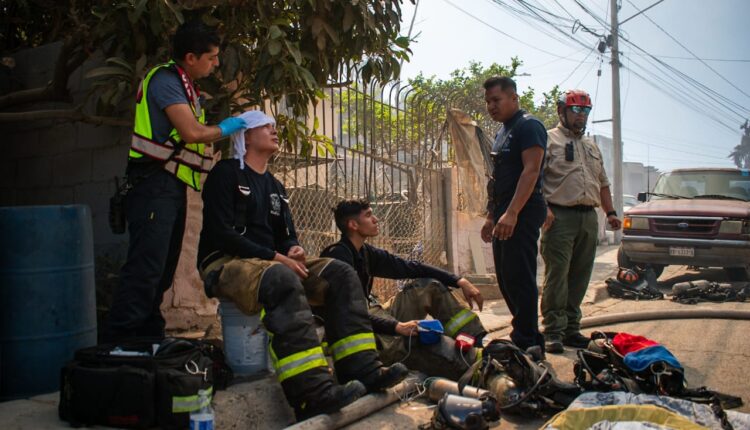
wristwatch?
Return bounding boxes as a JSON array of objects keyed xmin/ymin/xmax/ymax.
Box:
[{"xmin": 606, "ymin": 210, "xmax": 617, "ymax": 217}]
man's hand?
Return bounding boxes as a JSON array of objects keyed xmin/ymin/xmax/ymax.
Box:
[
  {"xmin": 492, "ymin": 210, "xmax": 518, "ymax": 241},
  {"xmin": 607, "ymin": 215, "xmax": 622, "ymax": 231},
  {"xmin": 287, "ymin": 245, "xmax": 306, "ymax": 263},
  {"xmin": 395, "ymin": 320, "xmax": 419, "ymax": 337},
  {"xmin": 274, "ymin": 252, "xmax": 308, "ymax": 279},
  {"xmin": 457, "ymin": 278, "xmax": 484, "ymax": 311},
  {"xmin": 480, "ymin": 217, "xmax": 494, "ymax": 243},
  {"xmin": 542, "ymin": 207, "xmax": 555, "ymax": 231}
]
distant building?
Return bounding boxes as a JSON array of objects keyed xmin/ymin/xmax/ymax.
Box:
[
  {"xmin": 623, "ymin": 162, "xmax": 660, "ymax": 195},
  {"xmin": 592, "ymin": 134, "xmax": 659, "ymax": 195},
  {"xmin": 592, "ymin": 134, "xmax": 659, "ymax": 244},
  {"xmin": 593, "ymin": 134, "xmax": 615, "ymax": 181}
]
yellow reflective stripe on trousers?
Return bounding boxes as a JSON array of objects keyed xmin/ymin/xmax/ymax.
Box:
[
  {"xmin": 331, "ymin": 332, "xmax": 377, "ymax": 362},
  {"xmin": 172, "ymin": 386, "xmax": 213, "ymax": 413},
  {"xmin": 273, "ymin": 346, "xmax": 328, "ymax": 383},
  {"xmin": 445, "ymin": 309, "xmax": 477, "ymax": 337}
]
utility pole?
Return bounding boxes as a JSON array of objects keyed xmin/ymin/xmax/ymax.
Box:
[{"xmin": 610, "ymin": 0, "xmax": 624, "ymax": 244}]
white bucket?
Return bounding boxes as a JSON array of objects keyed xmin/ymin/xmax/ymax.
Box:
[{"xmin": 219, "ymin": 300, "xmax": 273, "ymax": 377}]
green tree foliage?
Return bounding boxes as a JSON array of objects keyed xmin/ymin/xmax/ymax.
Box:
[
  {"xmin": 336, "ymin": 60, "xmax": 560, "ymax": 166},
  {"xmin": 0, "ymin": 0, "xmax": 412, "ymax": 155},
  {"xmin": 729, "ymin": 121, "xmax": 750, "ymax": 169},
  {"xmin": 409, "ymin": 59, "xmax": 561, "ymax": 134}
]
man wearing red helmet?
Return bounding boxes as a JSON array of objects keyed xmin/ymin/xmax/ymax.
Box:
[{"xmin": 540, "ymin": 89, "xmax": 622, "ymax": 354}]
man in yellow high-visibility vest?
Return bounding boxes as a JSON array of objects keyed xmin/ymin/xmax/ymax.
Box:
[{"xmin": 102, "ymin": 21, "xmax": 245, "ymax": 343}]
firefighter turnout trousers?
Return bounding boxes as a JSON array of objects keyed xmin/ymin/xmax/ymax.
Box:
[
  {"xmin": 371, "ymin": 279, "xmax": 485, "ymax": 379},
  {"xmin": 202, "ymin": 256, "xmax": 382, "ymax": 408}
]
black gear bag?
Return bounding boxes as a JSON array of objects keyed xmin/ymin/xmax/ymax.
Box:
[{"xmin": 59, "ymin": 338, "xmax": 223, "ymax": 429}]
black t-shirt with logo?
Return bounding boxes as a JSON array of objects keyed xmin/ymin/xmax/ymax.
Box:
[
  {"xmin": 488, "ymin": 109, "xmax": 547, "ymax": 217},
  {"xmin": 198, "ymin": 159, "xmax": 298, "ymax": 265}
]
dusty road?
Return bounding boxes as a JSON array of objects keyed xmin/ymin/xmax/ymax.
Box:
[{"xmin": 346, "ymin": 264, "xmax": 750, "ymax": 429}]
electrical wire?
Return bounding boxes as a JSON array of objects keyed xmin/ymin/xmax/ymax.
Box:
[
  {"xmin": 570, "ymin": 0, "xmax": 748, "ymax": 121},
  {"xmin": 516, "ymin": 0, "xmax": 747, "ymax": 131},
  {"xmin": 574, "ymin": 55, "xmax": 599, "ymax": 89},
  {"xmin": 488, "ymin": 0, "xmax": 596, "ymax": 52},
  {"xmin": 628, "ymin": 53, "xmax": 750, "ymax": 63},
  {"xmin": 558, "ymin": 46, "xmax": 596, "ymax": 87},
  {"xmin": 625, "ymin": 0, "xmax": 750, "ymax": 100},
  {"xmin": 439, "ymin": 0, "xmax": 579, "ymax": 60}
]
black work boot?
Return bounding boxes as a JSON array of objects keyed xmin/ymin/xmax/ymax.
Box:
[
  {"xmin": 295, "ymin": 380, "xmax": 367, "ymax": 422},
  {"xmin": 525, "ymin": 345, "xmax": 546, "ymax": 362},
  {"xmin": 563, "ymin": 332, "xmax": 590, "ymax": 349},
  {"xmin": 544, "ymin": 334, "xmax": 564, "ymax": 354},
  {"xmin": 360, "ymin": 363, "xmax": 409, "ymax": 393}
]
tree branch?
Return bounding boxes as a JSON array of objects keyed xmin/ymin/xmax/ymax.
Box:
[
  {"xmin": 0, "ymin": 109, "xmax": 131, "ymax": 127},
  {"xmin": 0, "ymin": 36, "xmax": 82, "ymax": 110}
]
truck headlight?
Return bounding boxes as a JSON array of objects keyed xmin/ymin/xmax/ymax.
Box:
[
  {"xmin": 719, "ymin": 220, "xmax": 743, "ymax": 234},
  {"xmin": 624, "ymin": 216, "xmax": 649, "ymax": 230}
]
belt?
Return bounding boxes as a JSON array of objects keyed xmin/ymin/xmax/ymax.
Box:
[{"xmin": 549, "ymin": 203, "xmax": 595, "ymax": 212}]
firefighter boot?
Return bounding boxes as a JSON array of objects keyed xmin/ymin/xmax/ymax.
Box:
[
  {"xmin": 295, "ymin": 380, "xmax": 367, "ymax": 422},
  {"xmin": 359, "ymin": 362, "xmax": 409, "ymax": 393}
]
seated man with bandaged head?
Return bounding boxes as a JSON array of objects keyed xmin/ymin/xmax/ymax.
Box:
[{"xmin": 197, "ymin": 111, "xmax": 407, "ymax": 421}]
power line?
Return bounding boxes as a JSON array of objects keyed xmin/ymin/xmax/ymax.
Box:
[
  {"xmin": 558, "ymin": 47, "xmax": 596, "ymax": 86},
  {"xmin": 524, "ymin": 47, "xmax": 588, "ymax": 70},
  {"xmin": 571, "ymin": 0, "xmax": 750, "ymax": 123},
  {"xmin": 574, "ymin": 53, "xmax": 599, "ymax": 88},
  {"xmin": 488, "ymin": 0, "xmax": 593, "ymax": 52},
  {"xmin": 438, "ymin": 0, "xmax": 582, "ymax": 60},
  {"xmin": 620, "ymin": 44, "xmax": 748, "ymax": 122},
  {"xmin": 513, "ymin": 0, "xmax": 596, "ymax": 50},
  {"xmin": 628, "ymin": 52, "xmax": 750, "ymax": 63},
  {"xmin": 625, "ymin": 0, "xmax": 750, "ymax": 100},
  {"xmin": 524, "ymin": 0, "xmax": 748, "ymax": 131},
  {"xmin": 593, "ymin": 130, "xmax": 730, "ymax": 161}
]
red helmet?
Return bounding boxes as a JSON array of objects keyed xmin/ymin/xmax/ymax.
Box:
[
  {"xmin": 558, "ymin": 89, "xmax": 592, "ymax": 107},
  {"xmin": 616, "ymin": 268, "xmax": 640, "ymax": 285}
]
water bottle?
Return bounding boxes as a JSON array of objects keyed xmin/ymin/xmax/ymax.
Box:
[{"xmin": 189, "ymin": 391, "xmax": 214, "ymax": 430}]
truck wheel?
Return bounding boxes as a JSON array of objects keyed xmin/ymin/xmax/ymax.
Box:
[
  {"xmin": 616, "ymin": 246, "xmax": 633, "ymax": 268},
  {"xmin": 725, "ymin": 266, "xmax": 750, "ymax": 281},
  {"xmin": 617, "ymin": 246, "xmax": 664, "ymax": 277}
]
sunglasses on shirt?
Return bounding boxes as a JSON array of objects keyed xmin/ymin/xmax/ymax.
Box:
[{"xmin": 569, "ymin": 106, "xmax": 591, "ymax": 115}]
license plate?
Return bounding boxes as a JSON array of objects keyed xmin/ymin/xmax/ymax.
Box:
[{"xmin": 669, "ymin": 246, "xmax": 695, "ymax": 257}]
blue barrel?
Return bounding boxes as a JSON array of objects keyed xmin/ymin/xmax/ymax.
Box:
[{"xmin": 0, "ymin": 205, "xmax": 97, "ymax": 400}]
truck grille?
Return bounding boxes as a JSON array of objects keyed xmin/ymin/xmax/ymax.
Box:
[{"xmin": 652, "ymin": 218, "xmax": 718, "ymax": 235}]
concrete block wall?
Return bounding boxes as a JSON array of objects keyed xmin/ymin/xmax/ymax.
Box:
[{"xmin": 2, "ymin": 42, "xmax": 215, "ymax": 333}]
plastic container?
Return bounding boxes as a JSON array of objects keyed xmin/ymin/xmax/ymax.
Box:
[
  {"xmin": 189, "ymin": 390, "xmax": 214, "ymax": 430},
  {"xmin": 417, "ymin": 320, "xmax": 444, "ymax": 345},
  {"xmin": 219, "ymin": 300, "xmax": 272, "ymax": 377},
  {"xmin": 0, "ymin": 205, "xmax": 97, "ymax": 400}
]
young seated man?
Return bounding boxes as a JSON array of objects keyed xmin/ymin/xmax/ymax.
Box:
[
  {"xmin": 321, "ymin": 199, "xmax": 488, "ymax": 379},
  {"xmin": 197, "ymin": 112, "xmax": 407, "ymax": 421}
]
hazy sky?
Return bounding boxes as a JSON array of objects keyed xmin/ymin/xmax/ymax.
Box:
[{"xmin": 398, "ymin": 0, "xmax": 750, "ymax": 172}]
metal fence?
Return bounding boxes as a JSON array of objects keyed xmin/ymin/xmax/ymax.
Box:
[{"xmin": 265, "ymin": 75, "xmax": 452, "ymax": 298}]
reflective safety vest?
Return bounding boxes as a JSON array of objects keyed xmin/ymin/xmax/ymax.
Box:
[{"xmin": 129, "ymin": 61, "xmax": 212, "ymax": 190}]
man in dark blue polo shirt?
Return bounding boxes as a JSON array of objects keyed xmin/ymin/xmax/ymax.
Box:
[{"xmin": 480, "ymin": 76, "xmax": 548, "ymax": 360}]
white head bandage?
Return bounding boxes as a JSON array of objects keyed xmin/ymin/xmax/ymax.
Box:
[{"xmin": 230, "ymin": 110, "xmax": 276, "ymax": 169}]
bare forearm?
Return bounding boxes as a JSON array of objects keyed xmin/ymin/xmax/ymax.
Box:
[
  {"xmin": 182, "ymin": 123, "xmax": 223, "ymax": 144},
  {"xmin": 506, "ymin": 168, "xmax": 539, "ymax": 215},
  {"xmin": 600, "ymin": 186, "xmax": 614, "ymax": 213}
]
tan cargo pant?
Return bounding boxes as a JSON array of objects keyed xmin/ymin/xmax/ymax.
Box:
[{"xmin": 199, "ymin": 254, "xmax": 333, "ymax": 315}]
